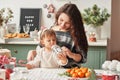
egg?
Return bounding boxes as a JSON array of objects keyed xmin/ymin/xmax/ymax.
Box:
[
  {"xmin": 108, "ymin": 62, "xmax": 117, "ymax": 71},
  {"xmin": 116, "ymin": 62, "xmax": 120, "ymax": 72},
  {"xmin": 102, "ymin": 61, "xmax": 111, "ymax": 70},
  {"xmin": 102, "ymin": 60, "xmax": 120, "ymax": 71},
  {"xmin": 112, "ymin": 60, "xmax": 119, "ymax": 64}
]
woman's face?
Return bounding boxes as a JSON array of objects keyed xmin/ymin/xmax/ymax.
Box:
[{"xmin": 57, "ymin": 13, "xmax": 71, "ymax": 30}]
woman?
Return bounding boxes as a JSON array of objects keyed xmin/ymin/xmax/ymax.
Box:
[
  {"xmin": 26, "ymin": 3, "xmax": 88, "ymax": 68},
  {"xmin": 51, "ymin": 3, "xmax": 88, "ymax": 68}
]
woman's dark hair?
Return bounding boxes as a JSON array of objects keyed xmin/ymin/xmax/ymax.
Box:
[{"xmin": 55, "ymin": 3, "xmax": 88, "ymax": 53}]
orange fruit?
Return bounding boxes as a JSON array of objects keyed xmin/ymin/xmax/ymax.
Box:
[
  {"xmin": 81, "ymin": 67, "xmax": 88, "ymax": 74},
  {"xmin": 85, "ymin": 71, "xmax": 91, "ymax": 78},
  {"xmin": 78, "ymin": 71, "xmax": 85, "ymax": 78},
  {"xmin": 75, "ymin": 69, "xmax": 81, "ymax": 73},
  {"xmin": 70, "ymin": 69, "xmax": 75, "ymax": 75},
  {"xmin": 66, "ymin": 69, "xmax": 71, "ymax": 73},
  {"xmin": 71, "ymin": 72, "xmax": 78, "ymax": 78}
]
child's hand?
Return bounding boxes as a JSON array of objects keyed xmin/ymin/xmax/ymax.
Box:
[
  {"xmin": 26, "ymin": 64, "xmax": 33, "ymax": 69},
  {"xmin": 57, "ymin": 53, "xmax": 67, "ymax": 64}
]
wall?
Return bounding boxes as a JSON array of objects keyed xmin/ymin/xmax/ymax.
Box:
[
  {"xmin": 0, "ymin": 0, "xmax": 111, "ymax": 39},
  {"xmin": 107, "ymin": 0, "xmax": 120, "ymax": 60},
  {"xmin": 110, "ymin": 0, "xmax": 120, "ymax": 53}
]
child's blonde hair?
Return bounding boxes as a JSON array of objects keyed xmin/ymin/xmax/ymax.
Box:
[{"xmin": 39, "ymin": 29, "xmax": 56, "ymax": 46}]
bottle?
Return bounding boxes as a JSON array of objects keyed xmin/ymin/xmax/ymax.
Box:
[{"xmin": 51, "ymin": 45, "xmax": 62, "ymax": 54}]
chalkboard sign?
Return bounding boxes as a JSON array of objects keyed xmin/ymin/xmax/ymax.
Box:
[{"xmin": 20, "ymin": 8, "xmax": 42, "ymax": 33}]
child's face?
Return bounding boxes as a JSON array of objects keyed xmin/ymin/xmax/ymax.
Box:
[{"xmin": 43, "ymin": 36, "xmax": 56, "ymax": 49}]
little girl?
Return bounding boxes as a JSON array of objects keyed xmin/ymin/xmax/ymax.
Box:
[{"xmin": 26, "ymin": 29, "xmax": 68, "ymax": 69}]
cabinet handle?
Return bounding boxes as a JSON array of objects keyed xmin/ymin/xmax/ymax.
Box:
[{"xmin": 14, "ymin": 50, "xmax": 18, "ymax": 54}]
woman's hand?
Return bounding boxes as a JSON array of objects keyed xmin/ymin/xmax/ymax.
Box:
[
  {"xmin": 57, "ymin": 53, "xmax": 66, "ymax": 60},
  {"xmin": 61, "ymin": 46, "xmax": 82, "ymax": 62},
  {"xmin": 61, "ymin": 46, "xmax": 73, "ymax": 58}
]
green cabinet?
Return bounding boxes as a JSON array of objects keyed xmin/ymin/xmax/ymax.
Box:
[
  {"xmin": 0, "ymin": 44, "xmax": 37, "ymax": 61},
  {"xmin": 0, "ymin": 43, "xmax": 106, "ymax": 69},
  {"xmin": 81, "ymin": 46, "xmax": 106, "ymax": 69}
]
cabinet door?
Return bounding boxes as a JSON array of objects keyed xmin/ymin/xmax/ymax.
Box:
[
  {"xmin": 0, "ymin": 44, "xmax": 37, "ymax": 60},
  {"xmin": 81, "ymin": 46, "xmax": 106, "ymax": 69},
  {"xmin": 100, "ymin": 47, "xmax": 106, "ymax": 68}
]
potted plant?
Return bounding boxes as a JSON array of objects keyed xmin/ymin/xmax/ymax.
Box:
[
  {"xmin": 82, "ymin": 4, "xmax": 110, "ymax": 40},
  {"xmin": 0, "ymin": 8, "xmax": 13, "ymax": 27},
  {"xmin": 82, "ymin": 4, "xmax": 110, "ymax": 27},
  {"xmin": 0, "ymin": 8, "xmax": 13, "ymax": 39}
]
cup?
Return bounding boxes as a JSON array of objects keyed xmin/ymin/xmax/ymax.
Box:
[
  {"xmin": 102, "ymin": 71, "xmax": 119, "ymax": 80},
  {"xmin": 30, "ymin": 31, "xmax": 38, "ymax": 41},
  {"xmin": 30, "ymin": 31, "xmax": 38, "ymax": 38},
  {"xmin": 16, "ymin": 26, "xmax": 21, "ymax": 33},
  {"xmin": 23, "ymin": 25, "xmax": 30, "ymax": 34},
  {"xmin": 102, "ymin": 74, "xmax": 119, "ymax": 80}
]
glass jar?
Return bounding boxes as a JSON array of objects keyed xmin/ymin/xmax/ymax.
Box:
[{"xmin": 0, "ymin": 25, "xmax": 8, "ymax": 39}]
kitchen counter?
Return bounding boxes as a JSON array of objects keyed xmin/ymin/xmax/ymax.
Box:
[
  {"xmin": 88, "ymin": 39, "xmax": 107, "ymax": 46},
  {"xmin": 0, "ymin": 41, "xmax": 39, "ymax": 45},
  {"xmin": 0, "ymin": 38, "xmax": 107, "ymax": 46},
  {"xmin": 0, "ymin": 38, "xmax": 39, "ymax": 45}
]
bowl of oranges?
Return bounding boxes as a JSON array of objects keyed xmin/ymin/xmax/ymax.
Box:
[{"xmin": 59, "ymin": 67, "xmax": 96, "ymax": 80}]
